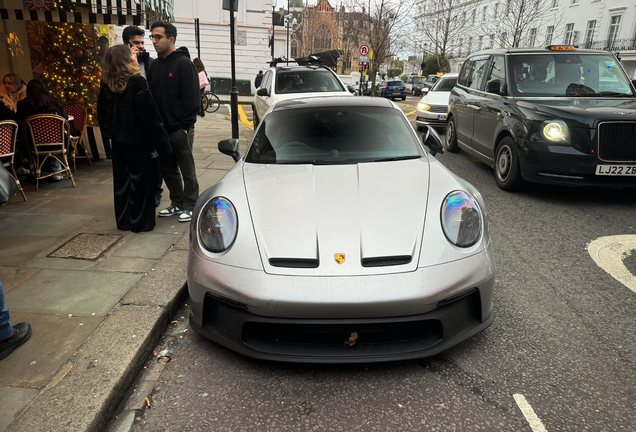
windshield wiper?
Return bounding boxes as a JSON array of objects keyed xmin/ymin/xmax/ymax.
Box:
[
  {"xmin": 597, "ymin": 91, "xmax": 634, "ymax": 97},
  {"xmin": 366, "ymin": 155, "xmax": 422, "ymax": 162},
  {"xmin": 275, "ymin": 160, "xmax": 334, "ymax": 165}
]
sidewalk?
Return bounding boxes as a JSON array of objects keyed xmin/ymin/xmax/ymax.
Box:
[{"xmin": 0, "ymin": 112, "xmax": 253, "ymax": 432}]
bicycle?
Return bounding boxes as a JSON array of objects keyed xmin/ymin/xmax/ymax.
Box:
[{"xmin": 201, "ymin": 90, "xmax": 220, "ymax": 113}]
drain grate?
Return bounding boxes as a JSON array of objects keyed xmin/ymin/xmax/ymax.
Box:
[{"xmin": 48, "ymin": 233, "xmax": 123, "ymax": 260}]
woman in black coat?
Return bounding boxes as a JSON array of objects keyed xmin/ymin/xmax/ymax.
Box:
[{"xmin": 97, "ymin": 44, "xmax": 171, "ymax": 233}]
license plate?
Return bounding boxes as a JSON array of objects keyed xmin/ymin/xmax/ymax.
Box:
[
  {"xmin": 437, "ymin": 114, "xmax": 447, "ymax": 120},
  {"xmin": 595, "ymin": 165, "xmax": 636, "ymax": 176}
]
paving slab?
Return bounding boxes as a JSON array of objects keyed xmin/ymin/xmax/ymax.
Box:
[
  {"xmin": 197, "ymin": 169, "xmax": 228, "ymax": 191},
  {"xmin": 28, "ymin": 194, "xmax": 115, "ymax": 217},
  {"xmin": 6, "ymin": 305, "xmax": 167, "ymax": 432},
  {"xmin": 0, "ymin": 213, "xmax": 93, "ymax": 236},
  {"xmin": 0, "ymin": 312, "xmax": 103, "ymax": 388},
  {"xmin": 205, "ymin": 160, "xmax": 239, "ymax": 170},
  {"xmin": 0, "ymin": 267, "xmax": 40, "ymax": 293},
  {"xmin": 5, "ymin": 269, "xmax": 142, "ymax": 316},
  {"xmin": 112, "ymin": 233, "xmax": 179, "ymax": 260},
  {"xmin": 48, "ymin": 233, "xmax": 123, "ymax": 260},
  {"xmin": 22, "ymin": 255, "xmax": 99, "ymax": 271},
  {"xmin": 148, "ymin": 216, "xmax": 189, "ymax": 236},
  {"xmin": 94, "ymin": 256, "xmax": 159, "ymax": 273},
  {"xmin": 0, "ymin": 236, "xmax": 62, "ymax": 267},
  {"xmin": 0, "ymin": 387, "xmax": 38, "ymax": 432},
  {"xmin": 121, "ymin": 249, "xmax": 188, "ymax": 316}
]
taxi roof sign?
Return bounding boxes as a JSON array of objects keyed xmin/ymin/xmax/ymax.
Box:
[{"xmin": 546, "ymin": 45, "xmax": 576, "ymax": 51}]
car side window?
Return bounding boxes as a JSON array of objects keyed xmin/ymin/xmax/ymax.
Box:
[
  {"xmin": 486, "ymin": 56, "xmax": 506, "ymax": 94},
  {"xmin": 467, "ymin": 58, "xmax": 489, "ymax": 90},
  {"xmin": 458, "ymin": 61, "xmax": 473, "ymax": 86},
  {"xmin": 263, "ymin": 71, "xmax": 272, "ymax": 91}
]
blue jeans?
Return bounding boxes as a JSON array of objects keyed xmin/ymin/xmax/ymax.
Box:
[{"xmin": 0, "ymin": 281, "xmax": 13, "ymax": 340}]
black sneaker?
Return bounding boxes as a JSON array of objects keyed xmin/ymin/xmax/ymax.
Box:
[{"xmin": 0, "ymin": 322, "xmax": 32, "ymax": 361}]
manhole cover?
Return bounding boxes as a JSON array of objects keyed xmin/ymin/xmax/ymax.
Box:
[{"xmin": 49, "ymin": 233, "xmax": 123, "ymax": 260}]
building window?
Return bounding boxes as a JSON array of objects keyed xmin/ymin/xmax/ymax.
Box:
[
  {"xmin": 607, "ymin": 15, "xmax": 621, "ymax": 49},
  {"xmin": 552, "ymin": 0, "xmax": 558, "ymax": 7},
  {"xmin": 585, "ymin": 20, "xmax": 596, "ymax": 48},
  {"xmin": 478, "ymin": 35, "xmax": 484, "ymax": 50},
  {"xmin": 506, "ymin": 0, "xmax": 511, "ymax": 13},
  {"xmin": 313, "ymin": 24, "xmax": 332, "ymax": 52},
  {"xmin": 564, "ymin": 23, "xmax": 574, "ymax": 44},
  {"xmin": 482, "ymin": 6, "xmax": 487, "ymax": 22},
  {"xmin": 546, "ymin": 25, "xmax": 554, "ymax": 45},
  {"xmin": 494, "ymin": 4, "xmax": 499, "ymax": 19},
  {"xmin": 462, "ymin": 11, "xmax": 467, "ymax": 23},
  {"xmin": 468, "ymin": 36, "xmax": 473, "ymax": 54},
  {"xmin": 459, "ymin": 38, "xmax": 463, "ymax": 57},
  {"xmin": 500, "ymin": 32, "xmax": 507, "ymax": 48},
  {"xmin": 490, "ymin": 34, "xmax": 495, "ymax": 48},
  {"xmin": 472, "ymin": 9, "xmax": 476, "ymax": 24},
  {"xmin": 570, "ymin": 0, "xmax": 579, "ymax": 4},
  {"xmin": 291, "ymin": 40, "xmax": 298, "ymax": 59},
  {"xmin": 528, "ymin": 28, "xmax": 536, "ymax": 47}
]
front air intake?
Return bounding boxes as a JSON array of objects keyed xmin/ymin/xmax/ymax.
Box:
[
  {"xmin": 269, "ymin": 258, "xmax": 319, "ymax": 268},
  {"xmin": 361, "ymin": 255, "xmax": 412, "ymax": 267}
]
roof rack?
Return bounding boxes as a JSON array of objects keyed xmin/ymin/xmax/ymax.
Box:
[{"xmin": 269, "ymin": 56, "xmax": 296, "ymax": 67}]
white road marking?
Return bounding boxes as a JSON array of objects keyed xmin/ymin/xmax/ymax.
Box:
[
  {"xmin": 587, "ymin": 235, "xmax": 636, "ymax": 293},
  {"xmin": 513, "ymin": 394, "xmax": 548, "ymax": 432}
]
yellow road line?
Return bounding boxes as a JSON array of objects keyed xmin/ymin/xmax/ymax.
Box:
[
  {"xmin": 404, "ymin": 110, "xmax": 416, "ymax": 117},
  {"xmin": 224, "ymin": 106, "xmax": 254, "ymax": 131}
]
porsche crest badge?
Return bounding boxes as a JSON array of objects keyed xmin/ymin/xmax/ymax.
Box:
[{"xmin": 334, "ymin": 253, "xmax": 345, "ymax": 265}]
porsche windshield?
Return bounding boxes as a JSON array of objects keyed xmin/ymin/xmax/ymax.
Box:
[
  {"xmin": 245, "ymin": 106, "xmax": 423, "ymax": 165},
  {"xmin": 509, "ymin": 53, "xmax": 635, "ymax": 97}
]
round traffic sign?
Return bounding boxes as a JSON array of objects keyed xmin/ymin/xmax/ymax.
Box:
[{"xmin": 359, "ymin": 45, "xmax": 369, "ymax": 56}]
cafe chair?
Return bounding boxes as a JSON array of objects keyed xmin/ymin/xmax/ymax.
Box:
[
  {"xmin": 64, "ymin": 104, "xmax": 92, "ymax": 170},
  {"xmin": 0, "ymin": 120, "xmax": 27, "ymax": 201},
  {"xmin": 23, "ymin": 114, "xmax": 76, "ymax": 191}
]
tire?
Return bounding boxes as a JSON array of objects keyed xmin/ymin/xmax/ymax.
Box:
[
  {"xmin": 205, "ymin": 93, "xmax": 220, "ymax": 113},
  {"xmin": 494, "ymin": 136, "xmax": 523, "ymax": 191},
  {"xmin": 445, "ymin": 116, "xmax": 460, "ymax": 153},
  {"xmin": 201, "ymin": 94, "xmax": 208, "ymax": 112},
  {"xmin": 402, "ymin": 96, "xmax": 406, "ymax": 101},
  {"xmin": 252, "ymin": 105, "xmax": 259, "ymax": 128},
  {"xmin": 416, "ymin": 125, "xmax": 424, "ymax": 131}
]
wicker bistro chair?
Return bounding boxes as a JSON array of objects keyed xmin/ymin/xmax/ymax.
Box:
[
  {"xmin": 0, "ymin": 120, "xmax": 27, "ymax": 201},
  {"xmin": 64, "ymin": 104, "xmax": 92, "ymax": 170},
  {"xmin": 23, "ymin": 114, "xmax": 76, "ymax": 191}
]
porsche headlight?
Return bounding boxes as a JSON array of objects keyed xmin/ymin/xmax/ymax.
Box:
[
  {"xmin": 198, "ymin": 197, "xmax": 238, "ymax": 253},
  {"xmin": 418, "ymin": 102, "xmax": 431, "ymax": 111},
  {"xmin": 441, "ymin": 191, "xmax": 482, "ymax": 247},
  {"xmin": 542, "ymin": 120, "xmax": 569, "ymax": 143}
]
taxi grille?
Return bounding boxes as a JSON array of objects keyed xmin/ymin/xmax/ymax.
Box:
[
  {"xmin": 598, "ymin": 122, "xmax": 636, "ymax": 162},
  {"xmin": 428, "ymin": 105, "xmax": 448, "ymax": 113}
]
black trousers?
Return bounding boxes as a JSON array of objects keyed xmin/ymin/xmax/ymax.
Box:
[
  {"xmin": 112, "ymin": 143, "xmax": 158, "ymax": 233},
  {"xmin": 157, "ymin": 129, "xmax": 199, "ymax": 211}
]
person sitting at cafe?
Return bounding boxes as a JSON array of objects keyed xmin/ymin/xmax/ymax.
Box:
[{"xmin": 1, "ymin": 73, "xmax": 27, "ymax": 113}]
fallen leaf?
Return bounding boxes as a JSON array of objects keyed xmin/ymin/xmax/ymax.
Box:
[{"xmin": 344, "ymin": 332, "xmax": 358, "ymax": 346}]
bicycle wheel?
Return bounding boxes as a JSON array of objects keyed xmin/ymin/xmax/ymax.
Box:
[
  {"xmin": 205, "ymin": 93, "xmax": 220, "ymax": 113},
  {"xmin": 201, "ymin": 94, "xmax": 209, "ymax": 112}
]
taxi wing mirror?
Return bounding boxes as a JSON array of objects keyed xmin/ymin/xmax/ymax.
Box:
[
  {"xmin": 256, "ymin": 87, "xmax": 269, "ymax": 97},
  {"xmin": 421, "ymin": 126, "xmax": 444, "ymax": 157},
  {"xmin": 218, "ymin": 138, "xmax": 240, "ymax": 162},
  {"xmin": 486, "ymin": 79, "xmax": 501, "ymax": 94}
]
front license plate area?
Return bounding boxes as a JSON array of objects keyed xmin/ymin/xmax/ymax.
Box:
[
  {"xmin": 595, "ymin": 165, "xmax": 636, "ymax": 176},
  {"xmin": 437, "ymin": 114, "xmax": 447, "ymax": 120}
]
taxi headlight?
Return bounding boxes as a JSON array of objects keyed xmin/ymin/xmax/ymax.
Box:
[
  {"xmin": 542, "ymin": 120, "xmax": 570, "ymax": 143},
  {"xmin": 441, "ymin": 191, "xmax": 482, "ymax": 247},
  {"xmin": 418, "ymin": 102, "xmax": 431, "ymax": 111},
  {"xmin": 198, "ymin": 197, "xmax": 238, "ymax": 253}
]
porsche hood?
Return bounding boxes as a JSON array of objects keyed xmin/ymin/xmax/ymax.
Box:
[{"xmin": 243, "ymin": 159, "xmax": 430, "ymax": 276}]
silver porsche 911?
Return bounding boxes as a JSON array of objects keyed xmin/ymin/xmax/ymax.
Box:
[{"xmin": 187, "ymin": 97, "xmax": 495, "ymax": 363}]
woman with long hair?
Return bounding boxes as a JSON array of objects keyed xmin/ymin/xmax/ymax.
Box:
[
  {"xmin": 98, "ymin": 44, "xmax": 171, "ymax": 232},
  {"xmin": 1, "ymin": 73, "xmax": 27, "ymax": 112},
  {"xmin": 193, "ymin": 58, "xmax": 209, "ymax": 117}
]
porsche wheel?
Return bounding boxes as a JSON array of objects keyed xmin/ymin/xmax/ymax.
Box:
[
  {"xmin": 445, "ymin": 116, "xmax": 459, "ymax": 153},
  {"xmin": 494, "ymin": 136, "xmax": 523, "ymax": 191}
]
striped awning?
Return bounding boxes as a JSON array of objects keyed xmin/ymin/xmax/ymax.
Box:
[
  {"xmin": 74, "ymin": 0, "xmax": 174, "ymax": 20},
  {"xmin": 0, "ymin": 8, "xmax": 142, "ymax": 25}
]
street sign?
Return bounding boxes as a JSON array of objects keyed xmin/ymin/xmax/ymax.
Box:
[
  {"xmin": 222, "ymin": 0, "xmax": 238, "ymax": 11},
  {"xmin": 359, "ymin": 45, "xmax": 370, "ymax": 57}
]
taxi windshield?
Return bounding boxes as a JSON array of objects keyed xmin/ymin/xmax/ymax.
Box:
[
  {"xmin": 245, "ymin": 106, "xmax": 423, "ymax": 165},
  {"xmin": 509, "ymin": 53, "xmax": 635, "ymax": 97},
  {"xmin": 275, "ymin": 70, "xmax": 344, "ymax": 94}
]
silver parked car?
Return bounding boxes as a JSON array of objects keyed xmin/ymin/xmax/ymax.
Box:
[
  {"xmin": 188, "ymin": 97, "xmax": 495, "ymax": 363},
  {"xmin": 415, "ymin": 73, "xmax": 458, "ymax": 131}
]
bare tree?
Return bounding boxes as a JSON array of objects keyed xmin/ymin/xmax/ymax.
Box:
[
  {"xmin": 342, "ymin": 0, "xmax": 414, "ymax": 95},
  {"xmin": 419, "ymin": 0, "xmax": 472, "ymax": 70},
  {"xmin": 483, "ymin": 0, "xmax": 564, "ymax": 48}
]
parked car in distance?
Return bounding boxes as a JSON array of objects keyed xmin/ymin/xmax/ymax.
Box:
[
  {"xmin": 447, "ymin": 45, "xmax": 636, "ymax": 190},
  {"xmin": 415, "ymin": 73, "xmax": 458, "ymax": 131},
  {"xmin": 380, "ymin": 79, "xmax": 407, "ymax": 100},
  {"xmin": 188, "ymin": 96, "xmax": 495, "ymax": 363},
  {"xmin": 252, "ymin": 59, "xmax": 351, "ymax": 127}
]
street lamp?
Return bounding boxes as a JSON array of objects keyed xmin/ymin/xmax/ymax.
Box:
[{"xmin": 271, "ymin": 0, "xmax": 276, "ymax": 60}]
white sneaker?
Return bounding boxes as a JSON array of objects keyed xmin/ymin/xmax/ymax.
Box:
[
  {"xmin": 51, "ymin": 174, "xmax": 64, "ymax": 181},
  {"xmin": 159, "ymin": 205, "xmax": 182, "ymax": 217},
  {"xmin": 16, "ymin": 166, "xmax": 31, "ymax": 175},
  {"xmin": 179, "ymin": 210, "xmax": 192, "ymax": 223}
]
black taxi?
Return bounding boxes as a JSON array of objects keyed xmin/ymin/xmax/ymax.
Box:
[{"xmin": 446, "ymin": 45, "xmax": 636, "ymax": 190}]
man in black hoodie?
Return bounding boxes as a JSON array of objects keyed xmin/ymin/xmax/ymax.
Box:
[{"xmin": 147, "ymin": 21, "xmax": 200, "ymax": 223}]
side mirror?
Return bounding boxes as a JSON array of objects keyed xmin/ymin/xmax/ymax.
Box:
[
  {"xmin": 256, "ymin": 87, "xmax": 269, "ymax": 97},
  {"xmin": 486, "ymin": 79, "xmax": 501, "ymax": 94},
  {"xmin": 218, "ymin": 138, "xmax": 240, "ymax": 162},
  {"xmin": 422, "ymin": 87, "xmax": 430, "ymax": 94},
  {"xmin": 421, "ymin": 126, "xmax": 444, "ymax": 157},
  {"xmin": 632, "ymin": 79, "xmax": 636, "ymax": 89}
]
